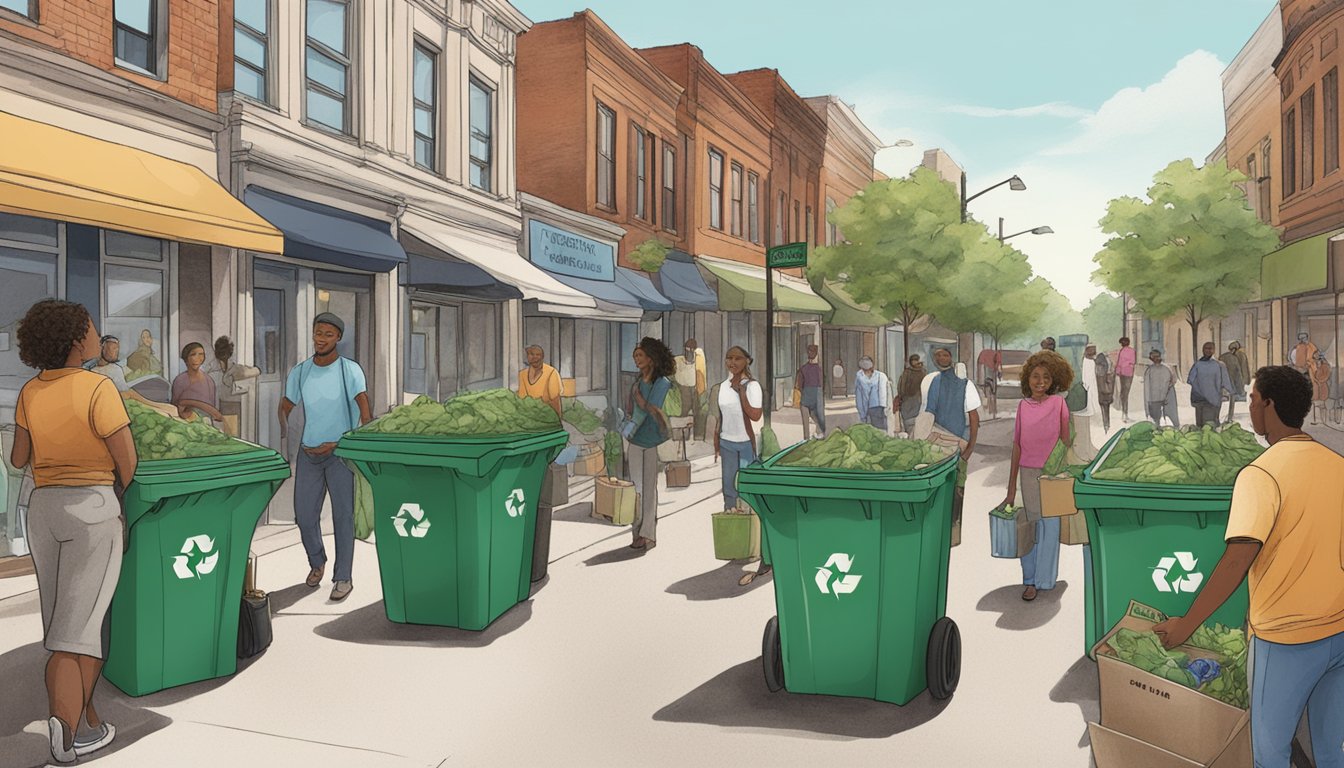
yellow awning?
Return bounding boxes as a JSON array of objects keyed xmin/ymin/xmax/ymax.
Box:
[{"xmin": 0, "ymin": 111, "xmax": 283, "ymax": 253}]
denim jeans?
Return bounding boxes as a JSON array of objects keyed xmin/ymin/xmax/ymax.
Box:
[
  {"xmin": 1249, "ymin": 631, "xmax": 1344, "ymax": 768},
  {"xmin": 294, "ymin": 449, "xmax": 356, "ymax": 583},
  {"xmin": 720, "ymin": 439, "xmax": 757, "ymax": 510}
]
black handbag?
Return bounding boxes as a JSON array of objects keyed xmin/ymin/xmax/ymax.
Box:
[{"xmin": 238, "ymin": 592, "xmax": 272, "ymax": 659}]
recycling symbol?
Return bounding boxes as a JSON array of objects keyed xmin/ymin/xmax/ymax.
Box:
[
  {"xmin": 814, "ymin": 553, "xmax": 863, "ymax": 598},
  {"xmin": 171, "ymin": 535, "xmax": 219, "ymax": 580},
  {"xmin": 1152, "ymin": 552, "xmax": 1204, "ymax": 594},
  {"xmin": 505, "ymin": 488, "xmax": 526, "ymax": 519},
  {"xmin": 393, "ymin": 503, "xmax": 431, "ymax": 538}
]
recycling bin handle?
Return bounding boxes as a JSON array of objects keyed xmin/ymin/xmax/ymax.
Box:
[
  {"xmin": 859, "ymin": 499, "xmax": 877, "ymax": 521},
  {"xmin": 797, "ymin": 497, "xmax": 809, "ymax": 515},
  {"xmin": 1196, "ymin": 511, "xmax": 1208, "ymax": 529}
]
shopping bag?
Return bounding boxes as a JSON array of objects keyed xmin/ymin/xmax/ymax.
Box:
[
  {"xmin": 1059, "ymin": 511, "xmax": 1089, "ymax": 545},
  {"xmin": 354, "ymin": 470, "xmax": 374, "ymax": 541},
  {"xmin": 1038, "ymin": 475, "xmax": 1078, "ymax": 518},
  {"xmin": 989, "ymin": 503, "xmax": 1036, "ymax": 558},
  {"xmin": 712, "ymin": 510, "xmax": 761, "ymax": 560},
  {"xmin": 593, "ymin": 476, "xmax": 636, "ymax": 525}
]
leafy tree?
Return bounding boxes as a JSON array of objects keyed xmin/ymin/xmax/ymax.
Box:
[
  {"xmin": 628, "ymin": 238, "xmax": 670, "ymax": 273},
  {"xmin": 1005, "ymin": 278, "xmax": 1083, "ymax": 349},
  {"xmin": 1082, "ymin": 292, "xmax": 1124, "ymax": 348},
  {"xmin": 811, "ymin": 168, "xmax": 975, "ymax": 362},
  {"xmin": 933, "ymin": 231, "xmax": 1042, "ymax": 354},
  {"xmin": 1093, "ymin": 159, "xmax": 1279, "ymax": 363}
]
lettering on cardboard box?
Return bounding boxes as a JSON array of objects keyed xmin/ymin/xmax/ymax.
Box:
[{"xmin": 1129, "ymin": 678, "xmax": 1171, "ymax": 700}]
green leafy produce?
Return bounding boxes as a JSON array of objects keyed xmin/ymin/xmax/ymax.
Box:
[
  {"xmin": 562, "ymin": 399, "xmax": 602, "ymax": 434},
  {"xmin": 989, "ymin": 503, "xmax": 1021, "ymax": 520},
  {"xmin": 603, "ymin": 431, "xmax": 623, "ymax": 478},
  {"xmin": 361, "ymin": 390, "xmax": 561, "ymax": 436},
  {"xmin": 1091, "ymin": 423, "xmax": 1264, "ymax": 485},
  {"xmin": 759, "ymin": 426, "xmax": 782, "ymax": 459},
  {"xmin": 1109, "ymin": 627, "xmax": 1249, "ymax": 708},
  {"xmin": 125, "ymin": 400, "xmax": 253, "ymax": 461},
  {"xmin": 776, "ymin": 424, "xmax": 952, "ymax": 472},
  {"xmin": 663, "ymin": 386, "xmax": 683, "ymax": 418},
  {"xmin": 1041, "ymin": 440, "xmax": 1069, "ymax": 476}
]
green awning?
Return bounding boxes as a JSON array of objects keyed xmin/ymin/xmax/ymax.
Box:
[
  {"xmin": 819, "ymin": 280, "xmax": 890, "ymax": 327},
  {"xmin": 1260, "ymin": 229, "xmax": 1340, "ymax": 299},
  {"xmin": 699, "ymin": 260, "xmax": 832, "ymax": 314}
]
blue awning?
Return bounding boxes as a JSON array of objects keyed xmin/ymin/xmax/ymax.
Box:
[
  {"xmin": 656, "ymin": 250, "xmax": 718, "ymax": 312},
  {"xmin": 399, "ymin": 232, "xmax": 522, "ymax": 301},
  {"xmin": 549, "ymin": 267, "xmax": 674, "ymax": 315},
  {"xmin": 243, "ymin": 186, "xmax": 406, "ymax": 273}
]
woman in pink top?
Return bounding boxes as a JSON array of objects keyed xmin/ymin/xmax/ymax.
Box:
[{"xmin": 1002, "ymin": 351, "xmax": 1073, "ymax": 601}]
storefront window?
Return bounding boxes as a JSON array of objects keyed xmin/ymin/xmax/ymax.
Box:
[
  {"xmin": 773, "ymin": 324, "xmax": 796, "ymax": 375},
  {"xmin": 577, "ymin": 319, "xmax": 609, "ymax": 393},
  {"xmin": 0, "ymin": 247, "xmax": 59, "ymax": 400},
  {"xmin": 559, "ymin": 319, "xmax": 576, "ymax": 379},
  {"xmin": 727, "ymin": 312, "xmax": 750, "ymax": 353},
  {"xmin": 463, "ymin": 301, "xmax": 499, "ymax": 387},
  {"xmin": 620, "ymin": 323, "xmax": 638, "ymax": 373},
  {"xmin": 523, "ymin": 316, "xmax": 554, "ymax": 368},
  {"xmin": 105, "ymin": 263, "xmax": 165, "ymax": 382}
]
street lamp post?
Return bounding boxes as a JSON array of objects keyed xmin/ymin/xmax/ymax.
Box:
[
  {"xmin": 997, "ymin": 217, "xmax": 1054, "ymax": 242},
  {"xmin": 961, "ymin": 172, "xmax": 1027, "ymax": 223}
]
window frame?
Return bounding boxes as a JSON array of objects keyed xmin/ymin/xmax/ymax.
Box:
[
  {"xmin": 805, "ymin": 205, "xmax": 813, "ymax": 246},
  {"xmin": 1259, "ymin": 139, "xmax": 1272, "ymax": 222},
  {"xmin": 632, "ymin": 123, "xmax": 648, "ymax": 220},
  {"xmin": 747, "ymin": 172, "xmax": 760, "ymax": 244},
  {"xmin": 595, "ymin": 102, "xmax": 616, "ymax": 209},
  {"xmin": 730, "ymin": 162, "xmax": 744, "ymax": 237},
  {"xmin": 775, "ymin": 191, "xmax": 786, "ymax": 245},
  {"xmin": 304, "ymin": 0, "xmax": 353, "ymax": 136},
  {"xmin": 233, "ymin": 0, "xmax": 271, "ymax": 104},
  {"xmin": 708, "ymin": 148, "xmax": 725, "ymax": 231},
  {"xmin": 0, "ymin": 0, "xmax": 38, "ymax": 22},
  {"xmin": 468, "ymin": 74, "xmax": 496, "ymax": 193},
  {"xmin": 1301, "ymin": 86, "xmax": 1316, "ymax": 189},
  {"xmin": 114, "ymin": 0, "xmax": 167, "ymax": 79},
  {"xmin": 1284, "ymin": 108, "xmax": 1297, "ymax": 197},
  {"xmin": 1326, "ymin": 68, "xmax": 1339, "ymax": 175},
  {"xmin": 825, "ymin": 197, "xmax": 837, "ymax": 246},
  {"xmin": 412, "ymin": 41, "xmax": 438, "ymax": 172},
  {"xmin": 661, "ymin": 142, "xmax": 677, "ymax": 233}
]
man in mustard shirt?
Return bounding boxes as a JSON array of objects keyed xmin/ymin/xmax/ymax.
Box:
[
  {"xmin": 1154, "ymin": 365, "xmax": 1344, "ymax": 768},
  {"xmin": 518, "ymin": 345, "xmax": 562, "ymax": 418}
]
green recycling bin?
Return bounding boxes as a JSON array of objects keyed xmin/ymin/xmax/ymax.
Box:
[
  {"xmin": 737, "ymin": 446, "xmax": 961, "ymax": 706},
  {"xmin": 103, "ymin": 447, "xmax": 290, "ymax": 696},
  {"xmin": 1074, "ymin": 429, "xmax": 1250, "ymax": 656},
  {"xmin": 335, "ymin": 429, "xmax": 568, "ymax": 630}
]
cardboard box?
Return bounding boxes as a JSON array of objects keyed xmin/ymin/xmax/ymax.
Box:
[
  {"xmin": 570, "ymin": 444, "xmax": 605, "ymax": 476},
  {"xmin": 1039, "ymin": 474, "xmax": 1078, "ymax": 517},
  {"xmin": 592, "ymin": 476, "xmax": 636, "ymax": 525},
  {"xmin": 664, "ymin": 460, "xmax": 691, "ymax": 488},
  {"xmin": 1089, "ymin": 601, "xmax": 1250, "ymax": 768}
]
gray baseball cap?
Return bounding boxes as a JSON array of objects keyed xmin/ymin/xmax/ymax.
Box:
[{"xmin": 313, "ymin": 312, "xmax": 344, "ymax": 337}]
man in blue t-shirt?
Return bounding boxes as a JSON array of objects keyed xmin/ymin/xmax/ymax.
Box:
[{"xmin": 279, "ymin": 313, "xmax": 371, "ymax": 602}]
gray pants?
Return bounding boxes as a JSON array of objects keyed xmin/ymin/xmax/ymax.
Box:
[
  {"xmin": 295, "ymin": 450, "xmax": 355, "ymax": 583},
  {"xmin": 28, "ymin": 486, "xmax": 123, "ymax": 658},
  {"xmin": 865, "ymin": 406, "xmax": 888, "ymax": 432},
  {"xmin": 679, "ymin": 384, "xmax": 705, "ymax": 440},
  {"xmin": 627, "ymin": 442, "xmax": 660, "ymax": 542},
  {"xmin": 1194, "ymin": 402, "xmax": 1220, "ymax": 428},
  {"xmin": 900, "ymin": 397, "xmax": 922, "ymax": 433},
  {"xmin": 800, "ymin": 386, "xmax": 826, "ymax": 437}
]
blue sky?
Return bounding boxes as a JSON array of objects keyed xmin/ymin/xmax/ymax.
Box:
[{"xmin": 514, "ymin": 0, "xmax": 1279, "ymax": 308}]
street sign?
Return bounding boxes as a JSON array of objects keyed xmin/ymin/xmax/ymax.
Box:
[{"xmin": 766, "ymin": 242, "xmax": 807, "ymax": 269}]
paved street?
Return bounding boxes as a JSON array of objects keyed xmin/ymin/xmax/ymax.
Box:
[{"xmin": 0, "ymin": 381, "xmax": 1311, "ymax": 767}]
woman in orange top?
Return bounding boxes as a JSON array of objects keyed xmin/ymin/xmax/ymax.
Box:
[
  {"xmin": 517, "ymin": 344, "xmax": 562, "ymax": 418},
  {"xmin": 10, "ymin": 299, "xmax": 138, "ymax": 763}
]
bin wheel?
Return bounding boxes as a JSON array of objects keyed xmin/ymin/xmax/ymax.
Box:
[
  {"xmin": 926, "ymin": 617, "xmax": 961, "ymax": 700},
  {"xmin": 762, "ymin": 616, "xmax": 784, "ymax": 692}
]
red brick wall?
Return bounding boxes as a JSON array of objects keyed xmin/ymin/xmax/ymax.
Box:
[
  {"xmin": 0, "ymin": 0, "xmax": 222, "ymax": 113},
  {"xmin": 516, "ymin": 16, "xmax": 591, "ymax": 216}
]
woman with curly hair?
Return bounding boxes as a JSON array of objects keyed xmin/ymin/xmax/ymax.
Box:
[
  {"xmin": 1002, "ymin": 350, "xmax": 1073, "ymax": 602},
  {"xmin": 622, "ymin": 337, "xmax": 675, "ymax": 550},
  {"xmin": 171, "ymin": 342, "xmax": 227, "ymax": 432},
  {"xmin": 9, "ymin": 299, "xmax": 137, "ymax": 762}
]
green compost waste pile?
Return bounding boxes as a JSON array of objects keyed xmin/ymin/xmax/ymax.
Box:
[
  {"xmin": 1109, "ymin": 625, "xmax": 1249, "ymax": 708},
  {"xmin": 361, "ymin": 390, "xmax": 561, "ymax": 436},
  {"xmin": 562, "ymin": 399, "xmax": 602, "ymax": 434},
  {"xmin": 776, "ymin": 424, "xmax": 952, "ymax": 472},
  {"xmin": 126, "ymin": 400, "xmax": 253, "ymax": 461},
  {"xmin": 1040, "ymin": 440, "xmax": 1088, "ymax": 480},
  {"xmin": 1090, "ymin": 422, "xmax": 1264, "ymax": 485}
]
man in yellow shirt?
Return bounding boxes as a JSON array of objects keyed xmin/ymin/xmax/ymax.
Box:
[
  {"xmin": 1154, "ymin": 365, "xmax": 1344, "ymax": 768},
  {"xmin": 518, "ymin": 345, "xmax": 562, "ymax": 418}
]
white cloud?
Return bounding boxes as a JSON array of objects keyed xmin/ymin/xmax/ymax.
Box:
[
  {"xmin": 968, "ymin": 51, "xmax": 1228, "ymax": 311},
  {"xmin": 944, "ymin": 102, "xmax": 1093, "ymax": 119}
]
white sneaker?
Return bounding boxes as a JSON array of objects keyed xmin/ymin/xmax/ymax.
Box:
[
  {"xmin": 73, "ymin": 722, "xmax": 116, "ymax": 757},
  {"xmin": 48, "ymin": 716, "xmax": 76, "ymax": 764}
]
